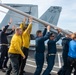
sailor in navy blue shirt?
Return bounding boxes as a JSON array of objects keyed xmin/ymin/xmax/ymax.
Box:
[
  {"xmin": 34, "ymin": 26, "xmax": 51, "ymax": 75},
  {"xmin": 0, "ymin": 18, "xmax": 15, "ymax": 71},
  {"xmin": 42, "ymin": 29, "xmax": 62, "ymax": 75},
  {"xmin": 65, "ymin": 33, "xmax": 76, "ymax": 75},
  {"xmin": 58, "ymin": 34, "xmax": 72, "ymax": 75}
]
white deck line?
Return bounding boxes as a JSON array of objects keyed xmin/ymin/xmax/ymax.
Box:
[
  {"xmin": 58, "ymin": 53, "xmax": 62, "ymax": 68},
  {"xmin": 27, "ymin": 59, "xmax": 60, "ymax": 68},
  {"xmin": 26, "ymin": 63, "xmax": 57, "ymax": 73}
]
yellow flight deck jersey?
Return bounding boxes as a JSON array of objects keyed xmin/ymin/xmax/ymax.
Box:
[
  {"xmin": 8, "ymin": 34, "xmax": 25, "ymax": 57},
  {"xmin": 20, "ymin": 22, "xmax": 32, "ymax": 48},
  {"xmin": 20, "ymin": 22, "xmax": 25, "ymax": 32}
]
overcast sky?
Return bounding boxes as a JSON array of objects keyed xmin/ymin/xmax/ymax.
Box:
[{"xmin": 0, "ymin": 0, "xmax": 76, "ymax": 32}]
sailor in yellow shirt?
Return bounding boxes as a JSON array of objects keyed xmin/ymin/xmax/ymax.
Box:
[
  {"xmin": 8, "ymin": 27, "xmax": 25, "ymax": 75},
  {"xmin": 19, "ymin": 17, "xmax": 33, "ymax": 75}
]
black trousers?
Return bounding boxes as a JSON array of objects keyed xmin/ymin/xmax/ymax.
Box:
[
  {"xmin": 5, "ymin": 55, "xmax": 21, "ymax": 75},
  {"xmin": 34, "ymin": 53, "xmax": 44, "ymax": 75},
  {"xmin": 19, "ymin": 47, "xmax": 29, "ymax": 75},
  {"xmin": 58, "ymin": 51, "xmax": 68, "ymax": 75},
  {"xmin": 5, "ymin": 62, "xmax": 12, "ymax": 75},
  {"xmin": 42, "ymin": 55, "xmax": 55, "ymax": 75},
  {"xmin": 0, "ymin": 45, "xmax": 8, "ymax": 69},
  {"xmin": 8, "ymin": 54, "xmax": 20, "ymax": 75},
  {"xmin": 65, "ymin": 56, "xmax": 76, "ymax": 75}
]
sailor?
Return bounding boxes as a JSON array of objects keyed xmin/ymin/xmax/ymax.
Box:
[
  {"xmin": 58, "ymin": 34, "xmax": 72, "ymax": 75},
  {"xmin": 65, "ymin": 33, "xmax": 76, "ymax": 75},
  {"xmin": 8, "ymin": 27, "xmax": 25, "ymax": 75},
  {"xmin": 0, "ymin": 18, "xmax": 15, "ymax": 72},
  {"xmin": 34, "ymin": 25, "xmax": 51, "ymax": 75},
  {"xmin": 19, "ymin": 17, "xmax": 33, "ymax": 75},
  {"xmin": 42, "ymin": 29, "xmax": 62, "ymax": 75},
  {"xmin": 5, "ymin": 17, "xmax": 32, "ymax": 75},
  {"xmin": 5, "ymin": 17, "xmax": 26, "ymax": 75}
]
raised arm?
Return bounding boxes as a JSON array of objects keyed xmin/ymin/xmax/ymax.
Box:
[
  {"xmin": 54, "ymin": 29, "xmax": 63, "ymax": 42},
  {"xmin": 23, "ymin": 17, "xmax": 33, "ymax": 35},
  {"xmin": 2, "ymin": 18, "xmax": 12, "ymax": 33},
  {"xmin": 43, "ymin": 27, "xmax": 47, "ymax": 36},
  {"xmin": 2, "ymin": 25, "xmax": 9, "ymax": 33},
  {"xmin": 41, "ymin": 25, "xmax": 51, "ymax": 41},
  {"xmin": 20, "ymin": 17, "xmax": 26, "ymax": 32},
  {"xmin": 5, "ymin": 26, "xmax": 15, "ymax": 35}
]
